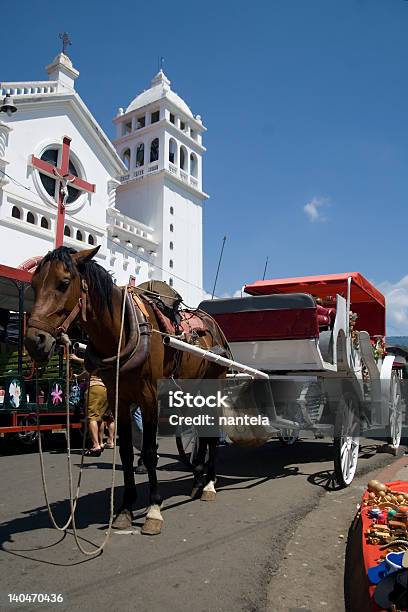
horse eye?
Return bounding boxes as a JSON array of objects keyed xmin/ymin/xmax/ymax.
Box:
[{"xmin": 58, "ymin": 279, "xmax": 70, "ymax": 292}]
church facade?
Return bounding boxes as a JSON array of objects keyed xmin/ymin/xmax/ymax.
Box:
[{"xmin": 0, "ymin": 52, "xmax": 207, "ymax": 305}]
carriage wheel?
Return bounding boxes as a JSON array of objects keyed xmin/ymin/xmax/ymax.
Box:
[
  {"xmin": 333, "ymin": 390, "xmax": 360, "ymax": 487},
  {"xmin": 386, "ymin": 371, "xmax": 402, "ymax": 448},
  {"xmin": 278, "ymin": 429, "xmax": 300, "ymax": 446},
  {"xmin": 17, "ymin": 416, "xmax": 42, "ymax": 448},
  {"xmin": 176, "ymin": 424, "xmax": 199, "ymax": 467}
]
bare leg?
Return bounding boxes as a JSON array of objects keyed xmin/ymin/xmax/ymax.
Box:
[
  {"xmin": 107, "ymin": 420, "xmax": 115, "ymax": 447},
  {"xmin": 98, "ymin": 421, "xmax": 105, "ymax": 447},
  {"xmin": 88, "ymin": 420, "xmax": 101, "ymax": 451}
]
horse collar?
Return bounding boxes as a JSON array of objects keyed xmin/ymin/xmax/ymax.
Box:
[{"xmin": 84, "ymin": 288, "xmax": 151, "ymax": 375}]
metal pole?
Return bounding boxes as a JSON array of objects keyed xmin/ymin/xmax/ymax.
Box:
[
  {"xmin": 211, "ymin": 235, "xmax": 226, "ymax": 299},
  {"xmin": 262, "ymin": 256, "xmax": 269, "ymax": 280},
  {"xmin": 162, "ymin": 335, "xmax": 269, "ymax": 379},
  {"xmin": 17, "ymin": 282, "xmax": 24, "ymax": 376}
]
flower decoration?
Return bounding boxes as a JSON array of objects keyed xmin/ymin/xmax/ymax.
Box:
[
  {"xmin": 51, "ymin": 383, "xmax": 63, "ymax": 405},
  {"xmin": 371, "ymin": 336, "xmax": 386, "ymax": 361},
  {"xmin": 9, "ymin": 379, "xmax": 22, "ymax": 408}
]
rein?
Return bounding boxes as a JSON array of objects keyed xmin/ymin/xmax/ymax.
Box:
[{"xmin": 37, "ymin": 286, "xmax": 129, "ymax": 556}]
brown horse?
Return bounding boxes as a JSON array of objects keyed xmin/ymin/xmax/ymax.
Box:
[{"xmin": 25, "ymin": 245, "xmax": 229, "ymax": 535}]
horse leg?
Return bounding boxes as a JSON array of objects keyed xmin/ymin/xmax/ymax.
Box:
[
  {"xmin": 140, "ymin": 420, "xmax": 164, "ymax": 536},
  {"xmin": 201, "ymin": 438, "xmax": 218, "ymax": 502},
  {"xmin": 112, "ymin": 405, "xmax": 137, "ymax": 530},
  {"xmin": 191, "ymin": 437, "xmax": 208, "ymax": 498}
]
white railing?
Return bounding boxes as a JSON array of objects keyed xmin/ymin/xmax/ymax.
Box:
[
  {"xmin": 118, "ymin": 167, "xmax": 144, "ymax": 183},
  {"xmin": 108, "ymin": 209, "xmax": 156, "ymax": 244},
  {"xmin": 147, "ymin": 162, "xmax": 159, "ymax": 173},
  {"xmin": 0, "ymin": 81, "xmax": 58, "ymax": 96},
  {"xmin": 166, "ymin": 164, "xmax": 200, "ymax": 190}
]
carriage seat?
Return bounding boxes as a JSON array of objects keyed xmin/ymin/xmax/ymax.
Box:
[{"xmin": 316, "ymin": 304, "xmax": 336, "ymax": 328}]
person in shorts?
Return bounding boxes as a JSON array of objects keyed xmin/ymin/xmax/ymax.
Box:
[
  {"xmin": 70, "ymin": 354, "xmax": 110, "ymax": 457},
  {"xmin": 85, "ymin": 373, "xmax": 109, "ymax": 456}
]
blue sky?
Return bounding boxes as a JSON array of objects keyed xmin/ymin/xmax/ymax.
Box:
[{"xmin": 3, "ymin": 0, "xmax": 408, "ymax": 332}]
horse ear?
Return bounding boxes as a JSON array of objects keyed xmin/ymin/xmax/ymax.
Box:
[{"xmin": 71, "ymin": 245, "xmax": 100, "ymax": 265}]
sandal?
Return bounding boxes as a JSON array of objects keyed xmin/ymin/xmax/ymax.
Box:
[
  {"xmin": 84, "ymin": 448, "xmax": 103, "ymax": 457},
  {"xmin": 104, "ymin": 443, "xmax": 114, "ymax": 449}
]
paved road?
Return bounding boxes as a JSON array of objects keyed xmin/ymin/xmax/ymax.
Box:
[{"xmin": 0, "ymin": 435, "xmax": 404, "ymax": 612}]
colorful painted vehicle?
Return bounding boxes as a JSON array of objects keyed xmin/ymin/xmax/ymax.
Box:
[
  {"xmin": 0, "ymin": 263, "xmax": 82, "ymax": 447},
  {"xmin": 174, "ymin": 273, "xmax": 403, "ymax": 487}
]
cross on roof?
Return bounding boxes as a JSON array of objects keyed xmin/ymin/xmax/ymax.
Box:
[
  {"xmin": 31, "ymin": 136, "xmax": 96, "ymax": 247},
  {"xmin": 59, "ymin": 32, "xmax": 71, "ymax": 55}
]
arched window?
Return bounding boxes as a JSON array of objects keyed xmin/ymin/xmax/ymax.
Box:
[
  {"xmin": 40, "ymin": 216, "xmax": 49, "ymax": 229},
  {"xmin": 136, "ymin": 143, "xmax": 144, "ymax": 167},
  {"xmin": 88, "ymin": 234, "xmax": 95, "ymax": 245},
  {"xmin": 190, "ymin": 153, "xmax": 198, "ymax": 178},
  {"xmin": 170, "ymin": 224, "xmax": 174, "ymax": 232},
  {"xmin": 169, "ymin": 259, "xmax": 173, "ymax": 268},
  {"xmin": 11, "ymin": 206, "xmax": 21, "ymax": 219},
  {"xmin": 180, "ymin": 146, "xmax": 187, "ymax": 170},
  {"xmin": 170, "ymin": 206, "xmax": 174, "ymax": 215},
  {"xmin": 169, "ymin": 139, "xmax": 177, "ymax": 165},
  {"xmin": 169, "ymin": 241, "xmax": 174, "ymax": 250},
  {"xmin": 150, "ymin": 138, "xmax": 159, "ymax": 163},
  {"xmin": 27, "ymin": 211, "xmax": 35, "ymax": 224},
  {"xmin": 122, "ymin": 149, "xmax": 131, "ymax": 170},
  {"xmin": 76, "ymin": 230, "xmax": 83, "ymax": 241},
  {"xmin": 64, "ymin": 225, "xmax": 71, "ymax": 237},
  {"xmin": 169, "ymin": 278, "xmax": 173, "ymax": 287}
]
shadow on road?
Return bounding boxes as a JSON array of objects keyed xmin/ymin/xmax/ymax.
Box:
[{"xmin": 0, "ymin": 438, "xmax": 390, "ymax": 568}]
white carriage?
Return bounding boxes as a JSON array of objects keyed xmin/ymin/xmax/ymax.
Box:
[{"xmin": 170, "ymin": 273, "xmax": 403, "ymax": 487}]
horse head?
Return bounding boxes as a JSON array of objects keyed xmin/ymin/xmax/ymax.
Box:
[{"xmin": 25, "ymin": 245, "xmax": 100, "ymax": 362}]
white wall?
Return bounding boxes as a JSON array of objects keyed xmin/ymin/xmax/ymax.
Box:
[
  {"xmin": 162, "ymin": 182, "xmax": 203, "ymax": 306},
  {"xmin": 0, "ymin": 103, "xmax": 116, "ymax": 267}
]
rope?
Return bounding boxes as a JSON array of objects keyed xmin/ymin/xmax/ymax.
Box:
[
  {"xmin": 36, "ymin": 286, "xmax": 127, "ymax": 554},
  {"xmin": 36, "ymin": 350, "xmax": 86, "ymax": 531},
  {"xmin": 67, "ymin": 285, "xmax": 127, "ymax": 555}
]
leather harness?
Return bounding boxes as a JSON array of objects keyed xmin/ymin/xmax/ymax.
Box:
[{"xmin": 28, "ymin": 283, "xmax": 151, "ymax": 375}]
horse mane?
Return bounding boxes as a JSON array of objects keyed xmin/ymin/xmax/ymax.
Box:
[{"xmin": 35, "ymin": 246, "xmax": 114, "ymax": 316}]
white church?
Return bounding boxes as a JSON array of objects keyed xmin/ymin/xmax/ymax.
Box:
[{"xmin": 0, "ymin": 51, "xmax": 208, "ymax": 305}]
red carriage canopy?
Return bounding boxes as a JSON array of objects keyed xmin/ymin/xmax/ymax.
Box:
[{"xmin": 244, "ymin": 272, "xmax": 386, "ymax": 337}]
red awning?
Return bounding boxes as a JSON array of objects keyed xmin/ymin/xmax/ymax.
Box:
[
  {"xmin": 244, "ymin": 272, "xmax": 385, "ymax": 308},
  {"xmin": 0, "ymin": 263, "xmax": 32, "ymax": 284}
]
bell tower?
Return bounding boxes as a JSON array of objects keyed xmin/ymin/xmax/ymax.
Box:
[{"xmin": 113, "ymin": 70, "xmax": 208, "ymax": 305}]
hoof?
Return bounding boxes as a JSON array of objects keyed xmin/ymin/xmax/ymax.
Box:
[
  {"xmin": 190, "ymin": 485, "xmax": 203, "ymax": 499},
  {"xmin": 201, "ymin": 490, "xmax": 216, "ymax": 502},
  {"xmin": 141, "ymin": 517, "xmax": 163, "ymax": 535},
  {"xmin": 112, "ymin": 508, "xmax": 133, "ymax": 530}
]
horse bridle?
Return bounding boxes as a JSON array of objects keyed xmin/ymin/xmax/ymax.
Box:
[{"xmin": 28, "ymin": 279, "xmax": 89, "ymax": 341}]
